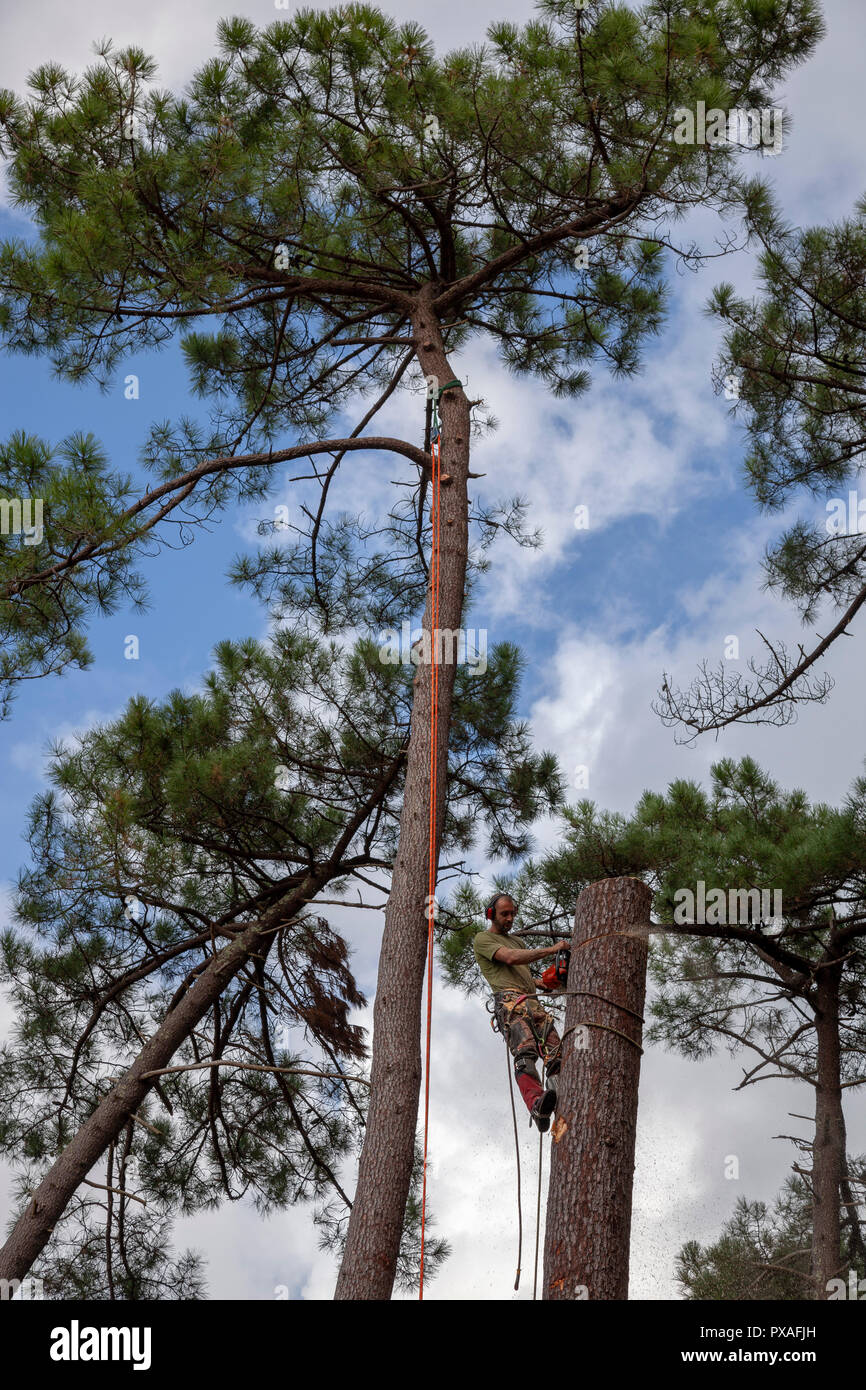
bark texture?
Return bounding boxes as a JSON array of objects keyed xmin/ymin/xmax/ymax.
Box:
[
  {"xmin": 0, "ymin": 709, "xmax": 407, "ymax": 1284},
  {"xmin": 0, "ymin": 874, "xmax": 325, "ymax": 1283},
  {"xmin": 812, "ymin": 959, "xmax": 845, "ymax": 1296},
  {"xmin": 334, "ymin": 285, "xmax": 469, "ymax": 1299},
  {"xmin": 543, "ymin": 876, "xmax": 650, "ymax": 1301}
]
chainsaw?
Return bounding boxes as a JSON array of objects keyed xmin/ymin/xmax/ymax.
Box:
[{"xmin": 541, "ymin": 947, "xmax": 570, "ymax": 992}]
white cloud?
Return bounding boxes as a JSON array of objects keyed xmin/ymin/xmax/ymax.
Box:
[
  {"xmin": 6, "ymin": 705, "xmax": 123, "ymax": 783},
  {"xmin": 527, "ymin": 511, "xmax": 866, "ymax": 819}
]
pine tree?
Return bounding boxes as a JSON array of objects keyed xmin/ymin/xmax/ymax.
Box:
[
  {"xmin": 657, "ymin": 183, "xmax": 866, "ymax": 736},
  {"xmin": 541, "ymin": 756, "xmax": 866, "ymax": 1295},
  {"xmin": 0, "ymin": 432, "xmax": 148, "ymax": 718},
  {"xmin": 443, "ymin": 756, "xmax": 866, "ymax": 1295},
  {"xmin": 0, "ymin": 627, "xmax": 556, "ymax": 1286},
  {"xmin": 677, "ymin": 1163, "xmax": 866, "ymax": 1300},
  {"xmin": 0, "ymin": 1, "xmax": 825, "ymax": 1295},
  {"xmin": 15, "ymin": 1173, "xmax": 209, "ymax": 1301}
]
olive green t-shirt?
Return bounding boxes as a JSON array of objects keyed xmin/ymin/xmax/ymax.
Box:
[{"xmin": 473, "ymin": 930, "xmax": 540, "ymax": 1000}]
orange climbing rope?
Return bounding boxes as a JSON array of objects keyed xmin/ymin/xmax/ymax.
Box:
[{"xmin": 419, "ymin": 395, "xmax": 442, "ymax": 1300}]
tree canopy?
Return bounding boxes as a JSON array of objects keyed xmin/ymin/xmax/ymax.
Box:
[{"xmin": 657, "ymin": 183, "xmax": 866, "ymax": 737}]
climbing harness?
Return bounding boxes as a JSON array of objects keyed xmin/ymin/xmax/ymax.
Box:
[
  {"xmin": 492, "ymin": 988, "xmax": 562, "ymax": 1074},
  {"xmin": 505, "ymin": 990, "xmax": 645, "ymax": 1057},
  {"xmin": 419, "ymin": 373, "xmax": 462, "ymax": 1301}
]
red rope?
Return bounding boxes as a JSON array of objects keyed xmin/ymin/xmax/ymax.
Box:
[{"xmin": 419, "ymin": 419, "xmax": 441, "ymax": 1299}]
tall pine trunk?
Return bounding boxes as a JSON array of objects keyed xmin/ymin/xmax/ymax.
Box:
[
  {"xmin": 0, "ymin": 874, "xmax": 323, "ymax": 1283},
  {"xmin": 0, "ymin": 745, "xmax": 406, "ymax": 1283},
  {"xmin": 812, "ymin": 959, "xmax": 845, "ymax": 1296},
  {"xmin": 334, "ymin": 286, "xmax": 469, "ymax": 1299},
  {"xmin": 543, "ymin": 876, "xmax": 650, "ymax": 1301}
]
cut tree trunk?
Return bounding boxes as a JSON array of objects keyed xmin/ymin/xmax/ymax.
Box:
[
  {"xmin": 812, "ymin": 959, "xmax": 845, "ymax": 1296},
  {"xmin": 543, "ymin": 876, "xmax": 651, "ymax": 1301},
  {"xmin": 334, "ymin": 285, "xmax": 470, "ymax": 1299}
]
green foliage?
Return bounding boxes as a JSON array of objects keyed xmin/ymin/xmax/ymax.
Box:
[
  {"xmin": 316, "ymin": 1138, "xmax": 451, "ymax": 1293},
  {"xmin": 0, "ymin": 617, "xmax": 557, "ymax": 1288},
  {"xmin": 0, "ymin": 431, "xmax": 147, "ymax": 715},
  {"xmin": 657, "ymin": 178, "xmax": 866, "ymax": 729},
  {"xmin": 711, "ymin": 180, "xmax": 866, "ymax": 515},
  {"xmin": 677, "ymin": 1162, "xmax": 866, "ymax": 1300},
  {"xmin": 0, "ymin": 3, "xmax": 822, "ymax": 420},
  {"xmin": 436, "ymin": 856, "xmax": 569, "ymax": 995},
  {"xmin": 11, "ymin": 1168, "xmax": 208, "ymax": 1300},
  {"xmin": 0, "ymin": 630, "xmax": 395, "ymax": 1283},
  {"xmin": 441, "ymin": 753, "xmax": 866, "ymax": 1096},
  {"xmin": 435, "ymin": 878, "xmax": 493, "ymax": 998},
  {"xmin": 0, "ymin": 0, "xmax": 828, "ymax": 1290},
  {"xmin": 537, "ymin": 755, "xmax": 866, "ymax": 1068},
  {"xmin": 520, "ymin": 760, "xmax": 866, "ymax": 1284},
  {"xmin": 0, "ymin": 4, "xmax": 824, "ymax": 722},
  {"xmin": 677, "ymin": 1172, "xmax": 814, "ymax": 1299}
]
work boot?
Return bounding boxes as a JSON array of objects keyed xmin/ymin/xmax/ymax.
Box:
[{"xmin": 530, "ymin": 1088, "xmax": 557, "ymax": 1132}]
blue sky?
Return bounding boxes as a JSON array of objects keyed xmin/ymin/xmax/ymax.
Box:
[{"xmin": 2, "ymin": 0, "xmax": 866, "ymax": 1301}]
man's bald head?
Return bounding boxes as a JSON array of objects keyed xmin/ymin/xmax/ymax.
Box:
[{"xmin": 488, "ymin": 895, "xmax": 516, "ymax": 933}]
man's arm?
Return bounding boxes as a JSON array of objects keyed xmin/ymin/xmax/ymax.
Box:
[{"xmin": 493, "ymin": 939, "xmax": 570, "ymax": 967}]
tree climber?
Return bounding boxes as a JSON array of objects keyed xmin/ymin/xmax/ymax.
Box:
[{"xmin": 473, "ymin": 893, "xmax": 570, "ymax": 1132}]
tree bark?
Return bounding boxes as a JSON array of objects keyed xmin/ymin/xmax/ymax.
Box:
[
  {"xmin": 0, "ymin": 736, "xmax": 408, "ymax": 1283},
  {"xmin": 543, "ymin": 876, "xmax": 650, "ymax": 1301},
  {"xmin": 334, "ymin": 285, "xmax": 469, "ymax": 1299},
  {"xmin": 812, "ymin": 960, "xmax": 845, "ymax": 1297},
  {"xmin": 0, "ymin": 874, "xmax": 328, "ymax": 1284}
]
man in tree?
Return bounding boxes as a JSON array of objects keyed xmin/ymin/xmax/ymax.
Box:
[
  {"xmin": 0, "ymin": 623, "xmax": 553, "ymax": 1288},
  {"xmin": 473, "ymin": 893, "xmax": 569, "ymax": 1131},
  {"xmin": 529, "ymin": 756, "xmax": 866, "ymax": 1295}
]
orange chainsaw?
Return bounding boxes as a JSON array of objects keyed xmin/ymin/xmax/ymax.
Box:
[{"xmin": 541, "ymin": 947, "xmax": 570, "ymax": 992}]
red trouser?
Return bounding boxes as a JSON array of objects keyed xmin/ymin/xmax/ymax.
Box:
[{"xmin": 493, "ymin": 990, "xmax": 562, "ymax": 1114}]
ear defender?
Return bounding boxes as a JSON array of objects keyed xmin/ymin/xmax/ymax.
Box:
[{"xmin": 486, "ymin": 893, "xmax": 517, "ymax": 921}]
